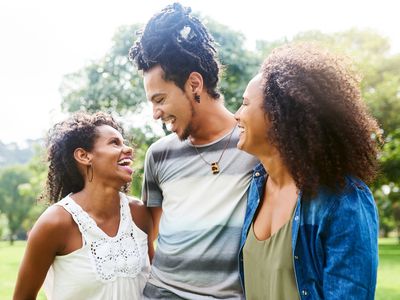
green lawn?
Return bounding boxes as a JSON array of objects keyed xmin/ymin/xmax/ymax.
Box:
[
  {"xmin": 1, "ymin": 238, "xmax": 399, "ymax": 299},
  {"xmin": 375, "ymin": 238, "xmax": 400, "ymax": 300},
  {"xmin": 0, "ymin": 241, "xmax": 45, "ymax": 300}
]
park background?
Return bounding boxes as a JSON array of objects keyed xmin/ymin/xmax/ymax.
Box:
[{"xmin": 1, "ymin": 0, "xmax": 399, "ymax": 299}]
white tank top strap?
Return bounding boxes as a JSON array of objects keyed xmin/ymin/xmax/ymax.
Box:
[
  {"xmin": 119, "ymin": 193, "xmax": 148, "ymax": 240},
  {"xmin": 54, "ymin": 193, "xmax": 145, "ymax": 282},
  {"xmin": 55, "ymin": 195, "xmax": 99, "ymax": 243}
]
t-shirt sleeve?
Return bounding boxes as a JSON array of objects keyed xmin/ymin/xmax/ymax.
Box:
[{"xmin": 141, "ymin": 146, "xmax": 163, "ymax": 207}]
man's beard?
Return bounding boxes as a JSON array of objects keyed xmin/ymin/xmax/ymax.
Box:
[
  {"xmin": 179, "ymin": 124, "xmax": 192, "ymax": 141},
  {"xmin": 178, "ymin": 94, "xmax": 196, "ymax": 141}
]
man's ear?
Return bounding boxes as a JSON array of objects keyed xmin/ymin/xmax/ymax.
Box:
[
  {"xmin": 73, "ymin": 148, "xmax": 92, "ymax": 166},
  {"xmin": 186, "ymin": 72, "xmax": 203, "ymax": 95}
]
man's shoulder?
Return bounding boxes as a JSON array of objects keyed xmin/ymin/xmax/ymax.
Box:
[
  {"xmin": 146, "ymin": 134, "xmax": 189, "ymax": 165},
  {"xmin": 147, "ymin": 133, "xmax": 183, "ymax": 154}
]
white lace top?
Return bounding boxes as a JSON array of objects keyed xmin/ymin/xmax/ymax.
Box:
[{"xmin": 43, "ymin": 193, "xmax": 150, "ymax": 300}]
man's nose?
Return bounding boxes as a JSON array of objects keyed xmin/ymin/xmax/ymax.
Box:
[
  {"xmin": 153, "ymin": 107, "xmax": 162, "ymax": 120},
  {"xmin": 234, "ymin": 107, "xmax": 241, "ymax": 121}
]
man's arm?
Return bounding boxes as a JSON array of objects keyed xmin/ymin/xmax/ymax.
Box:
[{"xmin": 149, "ymin": 206, "xmax": 162, "ymax": 242}]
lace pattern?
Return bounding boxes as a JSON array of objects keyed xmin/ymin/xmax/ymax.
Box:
[{"xmin": 58, "ymin": 193, "xmax": 144, "ymax": 282}]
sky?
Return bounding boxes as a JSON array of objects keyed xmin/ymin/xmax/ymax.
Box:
[{"xmin": 1, "ymin": 0, "xmax": 399, "ymax": 145}]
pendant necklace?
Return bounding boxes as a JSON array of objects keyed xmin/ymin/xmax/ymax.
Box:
[{"xmin": 189, "ymin": 126, "xmax": 236, "ymax": 175}]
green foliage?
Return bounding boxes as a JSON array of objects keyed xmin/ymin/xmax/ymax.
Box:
[
  {"xmin": 0, "ymin": 147, "xmax": 47, "ymax": 244},
  {"xmin": 262, "ymin": 29, "xmax": 400, "ymax": 135},
  {"xmin": 375, "ymin": 129, "xmax": 400, "ymax": 238},
  {"xmin": 61, "ymin": 19, "xmax": 260, "ymax": 114},
  {"xmin": 0, "ymin": 166, "xmax": 34, "ymax": 243},
  {"xmin": 380, "ymin": 129, "xmax": 400, "ymax": 183},
  {"xmin": 127, "ymin": 126, "xmax": 159, "ymax": 197},
  {"xmin": 61, "ymin": 24, "xmax": 146, "ymax": 114},
  {"xmin": 204, "ymin": 18, "xmax": 260, "ymax": 111},
  {"xmin": 0, "ymin": 140, "xmax": 38, "ymax": 168}
]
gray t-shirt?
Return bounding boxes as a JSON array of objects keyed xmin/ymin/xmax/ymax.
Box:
[{"xmin": 142, "ymin": 127, "xmax": 258, "ymax": 299}]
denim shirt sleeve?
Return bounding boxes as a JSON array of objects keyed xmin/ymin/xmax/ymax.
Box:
[{"xmin": 319, "ymin": 179, "xmax": 379, "ymax": 299}]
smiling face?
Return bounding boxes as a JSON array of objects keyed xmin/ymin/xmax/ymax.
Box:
[
  {"xmin": 234, "ymin": 74, "xmax": 270, "ymax": 156},
  {"xmin": 143, "ymin": 65, "xmax": 195, "ymax": 141},
  {"xmin": 88, "ymin": 125, "xmax": 134, "ymax": 186}
]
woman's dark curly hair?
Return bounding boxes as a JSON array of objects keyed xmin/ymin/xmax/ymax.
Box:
[
  {"xmin": 129, "ymin": 2, "xmax": 221, "ymax": 99},
  {"xmin": 41, "ymin": 112, "xmax": 128, "ymax": 203},
  {"xmin": 260, "ymin": 43, "xmax": 382, "ymax": 196}
]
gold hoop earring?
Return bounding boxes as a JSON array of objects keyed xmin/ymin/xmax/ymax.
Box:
[{"xmin": 86, "ymin": 164, "xmax": 94, "ymax": 182}]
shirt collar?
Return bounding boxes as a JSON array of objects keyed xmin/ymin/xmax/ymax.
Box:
[{"xmin": 253, "ymin": 163, "xmax": 267, "ymax": 178}]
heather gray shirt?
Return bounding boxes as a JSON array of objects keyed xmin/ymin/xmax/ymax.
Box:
[{"xmin": 142, "ymin": 127, "xmax": 258, "ymax": 299}]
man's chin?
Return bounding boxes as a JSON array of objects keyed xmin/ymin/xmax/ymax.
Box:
[
  {"xmin": 178, "ymin": 132, "xmax": 189, "ymax": 141},
  {"xmin": 177, "ymin": 126, "xmax": 191, "ymax": 141}
]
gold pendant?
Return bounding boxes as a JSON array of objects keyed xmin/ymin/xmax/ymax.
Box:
[{"xmin": 211, "ymin": 162, "xmax": 220, "ymax": 174}]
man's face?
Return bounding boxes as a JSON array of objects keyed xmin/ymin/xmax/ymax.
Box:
[{"xmin": 144, "ymin": 65, "xmax": 195, "ymax": 141}]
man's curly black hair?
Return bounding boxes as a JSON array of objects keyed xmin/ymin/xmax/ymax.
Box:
[
  {"xmin": 129, "ymin": 2, "xmax": 221, "ymax": 99},
  {"xmin": 260, "ymin": 43, "xmax": 382, "ymax": 196},
  {"xmin": 41, "ymin": 112, "xmax": 128, "ymax": 203}
]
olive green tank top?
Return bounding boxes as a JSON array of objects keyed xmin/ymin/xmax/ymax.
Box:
[{"xmin": 243, "ymin": 214, "xmax": 300, "ymax": 300}]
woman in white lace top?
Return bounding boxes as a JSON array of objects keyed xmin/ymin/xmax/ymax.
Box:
[{"xmin": 13, "ymin": 112, "xmax": 153, "ymax": 300}]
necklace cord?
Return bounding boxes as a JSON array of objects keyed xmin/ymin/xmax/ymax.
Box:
[{"xmin": 189, "ymin": 126, "xmax": 236, "ymax": 174}]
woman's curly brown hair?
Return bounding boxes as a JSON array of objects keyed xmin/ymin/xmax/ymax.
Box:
[
  {"xmin": 261, "ymin": 43, "xmax": 382, "ymax": 196},
  {"xmin": 41, "ymin": 112, "xmax": 128, "ymax": 203}
]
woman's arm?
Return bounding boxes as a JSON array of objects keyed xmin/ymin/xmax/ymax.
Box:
[
  {"xmin": 13, "ymin": 206, "xmax": 68, "ymax": 300},
  {"xmin": 321, "ymin": 184, "xmax": 378, "ymax": 299}
]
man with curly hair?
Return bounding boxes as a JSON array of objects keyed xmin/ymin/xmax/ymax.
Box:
[{"xmin": 129, "ymin": 3, "xmax": 257, "ymax": 299}]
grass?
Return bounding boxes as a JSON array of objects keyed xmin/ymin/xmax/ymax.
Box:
[
  {"xmin": 1, "ymin": 238, "xmax": 399, "ymax": 299},
  {"xmin": 376, "ymin": 237, "xmax": 400, "ymax": 300},
  {"xmin": 0, "ymin": 241, "xmax": 45, "ymax": 300}
]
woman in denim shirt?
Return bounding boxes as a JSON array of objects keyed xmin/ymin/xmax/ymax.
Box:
[{"xmin": 235, "ymin": 44, "xmax": 381, "ymax": 300}]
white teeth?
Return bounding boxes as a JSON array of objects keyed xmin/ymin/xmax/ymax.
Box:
[
  {"xmin": 166, "ymin": 123, "xmax": 173, "ymax": 131},
  {"xmin": 162, "ymin": 117, "xmax": 176, "ymax": 125},
  {"xmin": 118, "ymin": 158, "xmax": 132, "ymax": 166},
  {"xmin": 163, "ymin": 117, "xmax": 176, "ymax": 131}
]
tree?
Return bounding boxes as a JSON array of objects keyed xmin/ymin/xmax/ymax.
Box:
[
  {"xmin": 0, "ymin": 140, "xmax": 38, "ymax": 168},
  {"xmin": 127, "ymin": 126, "xmax": 159, "ymax": 197},
  {"xmin": 0, "ymin": 166, "xmax": 35, "ymax": 244},
  {"xmin": 61, "ymin": 18, "xmax": 260, "ymax": 114},
  {"xmin": 60, "ymin": 24, "xmax": 147, "ymax": 115},
  {"xmin": 0, "ymin": 146, "xmax": 47, "ymax": 244},
  {"xmin": 264, "ymin": 29, "xmax": 400, "ymax": 134},
  {"xmin": 204, "ymin": 18, "xmax": 259, "ymax": 111},
  {"xmin": 375, "ymin": 129, "xmax": 400, "ymax": 239}
]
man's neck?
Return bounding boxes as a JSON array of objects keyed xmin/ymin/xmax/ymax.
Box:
[{"xmin": 189, "ymin": 97, "xmax": 236, "ymax": 145}]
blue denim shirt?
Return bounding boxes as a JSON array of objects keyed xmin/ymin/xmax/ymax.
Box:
[{"xmin": 239, "ymin": 164, "xmax": 378, "ymax": 300}]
